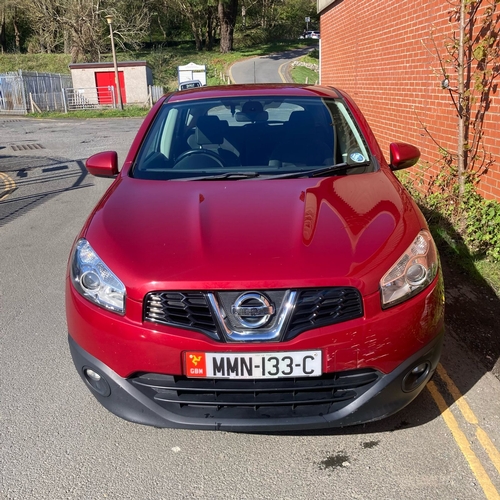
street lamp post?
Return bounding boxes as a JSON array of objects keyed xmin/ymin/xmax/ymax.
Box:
[{"xmin": 105, "ymin": 15, "xmax": 123, "ymax": 110}]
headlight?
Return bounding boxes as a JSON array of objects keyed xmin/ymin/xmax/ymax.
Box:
[
  {"xmin": 380, "ymin": 230, "xmax": 438, "ymax": 308},
  {"xmin": 70, "ymin": 239, "xmax": 126, "ymax": 314}
]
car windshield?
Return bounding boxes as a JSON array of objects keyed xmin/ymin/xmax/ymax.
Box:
[{"xmin": 131, "ymin": 96, "xmax": 373, "ymax": 180}]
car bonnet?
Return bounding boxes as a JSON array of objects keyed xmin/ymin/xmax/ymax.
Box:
[{"xmin": 83, "ymin": 170, "xmax": 422, "ymax": 300}]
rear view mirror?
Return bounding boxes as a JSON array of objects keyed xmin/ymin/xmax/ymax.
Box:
[{"xmin": 389, "ymin": 143, "xmax": 420, "ymax": 171}]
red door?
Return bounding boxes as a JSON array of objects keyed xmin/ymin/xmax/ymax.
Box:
[{"xmin": 95, "ymin": 71, "xmax": 126, "ymax": 105}]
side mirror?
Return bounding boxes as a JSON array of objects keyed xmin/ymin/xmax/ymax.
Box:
[
  {"xmin": 85, "ymin": 151, "xmax": 119, "ymax": 177},
  {"xmin": 389, "ymin": 143, "xmax": 420, "ymax": 171}
]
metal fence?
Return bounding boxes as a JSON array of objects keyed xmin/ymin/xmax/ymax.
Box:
[
  {"xmin": 149, "ymin": 85, "xmax": 164, "ymax": 104},
  {"xmin": 0, "ymin": 71, "xmax": 164, "ymax": 114},
  {"xmin": 0, "ymin": 73, "xmax": 27, "ymax": 114},
  {"xmin": 0, "ymin": 71, "xmax": 72, "ymax": 115}
]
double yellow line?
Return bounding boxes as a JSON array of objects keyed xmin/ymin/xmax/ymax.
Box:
[
  {"xmin": 0, "ymin": 172, "xmax": 16, "ymax": 200},
  {"xmin": 428, "ymin": 364, "xmax": 500, "ymax": 499}
]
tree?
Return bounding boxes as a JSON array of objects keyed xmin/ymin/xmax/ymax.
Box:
[
  {"xmin": 0, "ymin": 2, "xmax": 7, "ymax": 53},
  {"xmin": 218, "ymin": 0, "xmax": 238, "ymax": 53},
  {"xmin": 0, "ymin": 0, "xmax": 30, "ymax": 53},
  {"xmin": 20, "ymin": 0, "xmax": 152, "ymax": 62},
  {"xmin": 169, "ymin": 0, "xmax": 218, "ymax": 50},
  {"xmin": 412, "ymin": 0, "xmax": 500, "ymax": 256},
  {"xmin": 421, "ymin": 0, "xmax": 500, "ymax": 222}
]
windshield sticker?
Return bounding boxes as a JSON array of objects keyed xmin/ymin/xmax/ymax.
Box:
[{"xmin": 349, "ymin": 152, "xmax": 366, "ymax": 163}]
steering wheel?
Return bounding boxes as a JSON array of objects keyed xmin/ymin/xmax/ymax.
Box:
[{"xmin": 174, "ymin": 148, "xmax": 226, "ymax": 168}]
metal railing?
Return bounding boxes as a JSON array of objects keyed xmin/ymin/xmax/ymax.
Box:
[{"xmin": 63, "ymin": 87, "xmax": 116, "ymax": 111}]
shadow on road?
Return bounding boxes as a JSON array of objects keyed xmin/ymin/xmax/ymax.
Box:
[{"xmin": 0, "ymin": 154, "xmax": 92, "ymax": 227}]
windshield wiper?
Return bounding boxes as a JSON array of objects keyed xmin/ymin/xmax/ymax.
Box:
[
  {"xmin": 175, "ymin": 172, "xmax": 261, "ymax": 181},
  {"xmin": 266, "ymin": 161, "xmax": 371, "ymax": 179}
]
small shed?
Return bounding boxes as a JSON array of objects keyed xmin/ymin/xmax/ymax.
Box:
[
  {"xmin": 178, "ymin": 62, "xmax": 207, "ymax": 86},
  {"xmin": 69, "ymin": 61, "xmax": 153, "ymax": 105}
]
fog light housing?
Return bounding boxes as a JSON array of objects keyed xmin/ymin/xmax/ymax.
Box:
[
  {"xmin": 402, "ymin": 362, "xmax": 431, "ymax": 393},
  {"xmin": 83, "ymin": 367, "xmax": 111, "ymax": 397}
]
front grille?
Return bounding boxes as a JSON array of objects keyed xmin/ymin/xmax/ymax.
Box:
[
  {"xmin": 130, "ymin": 369, "xmax": 380, "ymax": 420},
  {"xmin": 144, "ymin": 292, "xmax": 219, "ymax": 339},
  {"xmin": 286, "ymin": 288, "xmax": 363, "ymax": 340},
  {"xmin": 144, "ymin": 287, "xmax": 363, "ymax": 342}
]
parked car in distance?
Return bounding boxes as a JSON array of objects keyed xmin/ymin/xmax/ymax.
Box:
[
  {"xmin": 178, "ymin": 79, "xmax": 202, "ymax": 91},
  {"xmin": 300, "ymin": 30, "xmax": 320, "ymax": 39},
  {"xmin": 66, "ymin": 83, "xmax": 445, "ymax": 432}
]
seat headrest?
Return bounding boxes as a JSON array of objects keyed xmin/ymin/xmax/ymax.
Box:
[{"xmin": 235, "ymin": 101, "xmax": 268, "ymax": 122}]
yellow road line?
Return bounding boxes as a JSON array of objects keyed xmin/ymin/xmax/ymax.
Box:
[
  {"xmin": 278, "ymin": 61, "xmax": 288, "ymax": 83},
  {"xmin": 437, "ymin": 363, "xmax": 500, "ymax": 476},
  {"xmin": 478, "ymin": 428, "xmax": 500, "ymax": 476},
  {"xmin": 228, "ymin": 64, "xmax": 235, "ymax": 84},
  {"xmin": 437, "ymin": 364, "xmax": 478, "ymax": 424},
  {"xmin": 0, "ymin": 172, "xmax": 17, "ymax": 201},
  {"xmin": 427, "ymin": 380, "xmax": 500, "ymax": 499}
]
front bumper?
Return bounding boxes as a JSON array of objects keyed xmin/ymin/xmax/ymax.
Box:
[{"xmin": 68, "ymin": 330, "xmax": 443, "ymax": 432}]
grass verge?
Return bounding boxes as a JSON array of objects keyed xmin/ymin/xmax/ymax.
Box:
[
  {"xmin": 289, "ymin": 48, "xmax": 319, "ymax": 84},
  {"xmin": 32, "ymin": 107, "xmax": 150, "ymax": 119},
  {"xmin": 290, "ymin": 65, "xmax": 319, "ymax": 84}
]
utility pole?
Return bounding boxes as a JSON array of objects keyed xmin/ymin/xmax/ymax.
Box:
[{"xmin": 105, "ymin": 15, "xmax": 123, "ymax": 111}]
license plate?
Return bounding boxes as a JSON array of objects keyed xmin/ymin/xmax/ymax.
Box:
[{"xmin": 185, "ymin": 350, "xmax": 322, "ymax": 379}]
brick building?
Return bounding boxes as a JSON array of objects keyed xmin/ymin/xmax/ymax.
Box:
[{"xmin": 318, "ymin": 0, "xmax": 500, "ymax": 201}]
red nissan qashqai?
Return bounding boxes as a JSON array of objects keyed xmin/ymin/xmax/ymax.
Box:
[{"xmin": 66, "ymin": 84, "xmax": 444, "ymax": 431}]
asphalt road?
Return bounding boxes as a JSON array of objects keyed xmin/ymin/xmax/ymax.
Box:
[
  {"xmin": 1, "ymin": 91, "xmax": 500, "ymax": 498},
  {"xmin": 229, "ymin": 47, "xmax": 315, "ymax": 84}
]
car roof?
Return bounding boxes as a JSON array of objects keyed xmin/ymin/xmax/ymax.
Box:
[{"xmin": 168, "ymin": 84, "xmax": 341, "ymax": 102}]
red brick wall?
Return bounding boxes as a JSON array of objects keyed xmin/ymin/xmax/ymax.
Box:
[{"xmin": 320, "ymin": 0, "xmax": 500, "ymax": 201}]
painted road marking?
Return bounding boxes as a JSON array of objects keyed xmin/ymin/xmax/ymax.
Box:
[
  {"xmin": 437, "ymin": 363, "xmax": 500, "ymax": 476},
  {"xmin": 278, "ymin": 61, "xmax": 288, "ymax": 83},
  {"xmin": 0, "ymin": 172, "xmax": 17, "ymax": 201},
  {"xmin": 428, "ymin": 364, "xmax": 500, "ymax": 499}
]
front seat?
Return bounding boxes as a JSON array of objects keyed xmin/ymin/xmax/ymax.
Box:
[
  {"xmin": 184, "ymin": 115, "xmax": 241, "ymax": 167},
  {"xmin": 269, "ymin": 111, "xmax": 333, "ymax": 167}
]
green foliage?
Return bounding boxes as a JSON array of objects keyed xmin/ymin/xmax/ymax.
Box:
[
  {"xmin": 304, "ymin": 48, "xmax": 319, "ymax": 61},
  {"xmin": 398, "ymin": 168, "xmax": 500, "ymax": 263},
  {"xmin": 274, "ymin": 0, "xmax": 319, "ymax": 36},
  {"xmin": 235, "ymin": 28, "xmax": 271, "ymax": 47},
  {"xmin": 465, "ymin": 193, "xmax": 500, "ymax": 261}
]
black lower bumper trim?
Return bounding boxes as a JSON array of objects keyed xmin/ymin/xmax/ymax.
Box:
[{"xmin": 68, "ymin": 332, "xmax": 444, "ymax": 431}]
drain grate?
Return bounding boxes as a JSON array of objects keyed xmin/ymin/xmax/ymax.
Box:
[{"xmin": 11, "ymin": 144, "xmax": 45, "ymax": 151}]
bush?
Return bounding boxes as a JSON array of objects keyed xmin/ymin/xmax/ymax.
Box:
[{"xmin": 464, "ymin": 193, "xmax": 500, "ymax": 261}]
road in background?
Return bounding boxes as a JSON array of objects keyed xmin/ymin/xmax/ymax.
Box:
[
  {"xmin": 230, "ymin": 47, "xmax": 315, "ymax": 84},
  {"xmin": 1, "ymin": 114, "xmax": 500, "ymax": 497}
]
